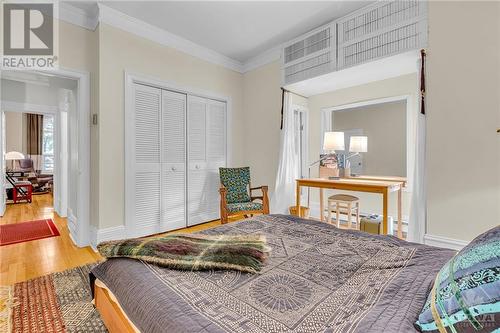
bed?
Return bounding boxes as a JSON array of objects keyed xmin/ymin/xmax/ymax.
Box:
[{"xmin": 90, "ymin": 214, "xmax": 455, "ymax": 333}]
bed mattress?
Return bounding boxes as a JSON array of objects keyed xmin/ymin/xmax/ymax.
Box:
[{"xmin": 91, "ymin": 214, "xmax": 455, "ymax": 333}]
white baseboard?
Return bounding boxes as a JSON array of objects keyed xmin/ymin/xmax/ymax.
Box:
[
  {"xmin": 90, "ymin": 225, "xmax": 126, "ymax": 250},
  {"xmin": 67, "ymin": 210, "xmax": 78, "ymax": 245},
  {"xmin": 423, "ymin": 234, "xmax": 469, "ymax": 251}
]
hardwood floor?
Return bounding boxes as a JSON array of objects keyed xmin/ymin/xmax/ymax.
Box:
[
  {"xmin": 0, "ymin": 194, "xmax": 98, "ymax": 285},
  {"xmin": 0, "ymin": 194, "xmax": 236, "ymax": 285}
]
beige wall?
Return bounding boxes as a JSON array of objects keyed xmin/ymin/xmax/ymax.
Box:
[
  {"xmin": 332, "ymin": 100, "xmax": 407, "ymax": 177},
  {"xmin": 426, "ymin": 1, "xmax": 500, "ymax": 241},
  {"xmin": 5, "ymin": 112, "xmax": 24, "ymax": 154},
  {"xmin": 58, "ymin": 20, "xmax": 100, "ymax": 228},
  {"xmin": 242, "ymin": 62, "xmax": 283, "ymax": 192},
  {"xmin": 98, "ymin": 24, "xmax": 245, "ymax": 228}
]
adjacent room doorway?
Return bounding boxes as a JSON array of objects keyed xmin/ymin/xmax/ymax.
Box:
[{"xmin": 0, "ymin": 69, "xmax": 91, "ymax": 247}]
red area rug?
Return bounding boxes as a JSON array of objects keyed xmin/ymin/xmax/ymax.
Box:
[{"xmin": 0, "ymin": 219, "xmax": 60, "ymax": 246}]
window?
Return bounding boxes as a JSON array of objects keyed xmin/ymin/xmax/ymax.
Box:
[{"xmin": 42, "ymin": 114, "xmax": 54, "ymax": 172}]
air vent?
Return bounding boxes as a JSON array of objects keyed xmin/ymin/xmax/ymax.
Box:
[
  {"xmin": 280, "ymin": 0, "xmax": 427, "ymax": 85},
  {"xmin": 337, "ymin": 0, "xmax": 427, "ymax": 69},
  {"xmin": 282, "ymin": 23, "xmax": 336, "ymax": 85}
]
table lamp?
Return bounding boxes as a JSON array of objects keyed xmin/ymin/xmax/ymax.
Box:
[
  {"xmin": 349, "ymin": 136, "xmax": 368, "ymax": 154},
  {"xmin": 306, "ymin": 132, "xmax": 345, "ymax": 206},
  {"xmin": 5, "ymin": 151, "xmax": 25, "ymax": 171},
  {"xmin": 344, "ymin": 136, "xmax": 368, "ymax": 174},
  {"xmin": 323, "ymin": 131, "xmax": 345, "ymax": 152}
]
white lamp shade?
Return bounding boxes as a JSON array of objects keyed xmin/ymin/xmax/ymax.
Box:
[
  {"xmin": 5, "ymin": 151, "xmax": 25, "ymax": 160},
  {"xmin": 323, "ymin": 132, "xmax": 345, "ymax": 151},
  {"xmin": 349, "ymin": 136, "xmax": 368, "ymax": 153}
]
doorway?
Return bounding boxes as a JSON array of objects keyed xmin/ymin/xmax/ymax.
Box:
[{"xmin": 0, "ymin": 69, "xmax": 91, "ymax": 247}]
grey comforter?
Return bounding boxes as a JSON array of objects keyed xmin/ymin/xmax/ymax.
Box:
[{"xmin": 91, "ymin": 215, "xmax": 455, "ymax": 333}]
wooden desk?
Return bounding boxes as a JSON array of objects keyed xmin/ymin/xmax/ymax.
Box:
[
  {"xmin": 349, "ymin": 175, "xmax": 407, "ymax": 187},
  {"xmin": 296, "ymin": 178, "xmax": 405, "ymax": 238}
]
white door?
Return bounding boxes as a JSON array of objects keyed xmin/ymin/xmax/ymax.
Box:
[
  {"xmin": 187, "ymin": 96, "xmax": 226, "ymax": 226},
  {"xmin": 128, "ymin": 84, "xmax": 162, "ymax": 237},
  {"xmin": 161, "ymin": 90, "xmax": 187, "ymax": 231},
  {"xmin": 206, "ymin": 99, "xmax": 227, "ymax": 220}
]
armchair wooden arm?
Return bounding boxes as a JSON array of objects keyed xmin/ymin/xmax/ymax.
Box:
[
  {"xmin": 250, "ymin": 185, "xmax": 269, "ymax": 214},
  {"xmin": 219, "ymin": 186, "xmax": 229, "ymax": 224}
]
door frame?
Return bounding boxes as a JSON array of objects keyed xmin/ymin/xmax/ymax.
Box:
[
  {"xmin": 124, "ymin": 71, "xmax": 232, "ymax": 237},
  {"xmin": 0, "ymin": 67, "xmax": 91, "ymax": 247}
]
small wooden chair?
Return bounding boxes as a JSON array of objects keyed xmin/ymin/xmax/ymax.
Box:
[
  {"xmin": 219, "ymin": 167, "xmax": 269, "ymax": 224},
  {"xmin": 327, "ymin": 194, "xmax": 360, "ymax": 229}
]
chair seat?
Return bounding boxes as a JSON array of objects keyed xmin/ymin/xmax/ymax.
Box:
[
  {"xmin": 227, "ymin": 201, "xmax": 263, "ymax": 213},
  {"xmin": 328, "ymin": 194, "xmax": 359, "ymax": 202}
]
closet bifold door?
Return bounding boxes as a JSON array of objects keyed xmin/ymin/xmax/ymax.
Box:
[
  {"xmin": 187, "ymin": 96, "xmax": 226, "ymax": 226},
  {"xmin": 161, "ymin": 90, "xmax": 187, "ymax": 231},
  {"xmin": 206, "ymin": 99, "xmax": 227, "ymax": 221},
  {"xmin": 127, "ymin": 84, "xmax": 161, "ymax": 238}
]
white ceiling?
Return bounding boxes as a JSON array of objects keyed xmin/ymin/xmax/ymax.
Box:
[{"xmin": 66, "ymin": 1, "xmax": 372, "ymax": 63}]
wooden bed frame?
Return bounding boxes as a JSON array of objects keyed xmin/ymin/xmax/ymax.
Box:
[{"xmin": 94, "ymin": 280, "xmax": 138, "ymax": 333}]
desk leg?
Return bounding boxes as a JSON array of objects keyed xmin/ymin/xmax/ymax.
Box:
[
  {"xmin": 397, "ymin": 188, "xmax": 403, "ymax": 239},
  {"xmin": 382, "ymin": 188, "xmax": 388, "ymax": 235},
  {"xmin": 319, "ymin": 189, "xmax": 324, "ymax": 221},
  {"xmin": 296, "ymin": 183, "xmax": 301, "ymax": 217}
]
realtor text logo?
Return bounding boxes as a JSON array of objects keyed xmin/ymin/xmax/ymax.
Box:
[{"xmin": 2, "ymin": 2, "xmax": 58, "ymax": 69}]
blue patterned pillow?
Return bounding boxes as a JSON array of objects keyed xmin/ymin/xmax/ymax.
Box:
[
  {"xmin": 415, "ymin": 226, "xmax": 500, "ymax": 333},
  {"xmin": 219, "ymin": 167, "xmax": 251, "ymax": 204}
]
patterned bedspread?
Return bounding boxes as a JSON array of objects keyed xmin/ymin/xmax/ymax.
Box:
[{"xmin": 91, "ymin": 215, "xmax": 455, "ymax": 333}]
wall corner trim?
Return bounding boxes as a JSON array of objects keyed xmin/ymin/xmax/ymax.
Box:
[
  {"xmin": 423, "ymin": 234, "xmax": 469, "ymax": 251},
  {"xmin": 242, "ymin": 46, "xmax": 282, "ymax": 73},
  {"xmin": 59, "ymin": 2, "xmax": 99, "ymax": 31},
  {"xmin": 90, "ymin": 225, "xmax": 126, "ymax": 250}
]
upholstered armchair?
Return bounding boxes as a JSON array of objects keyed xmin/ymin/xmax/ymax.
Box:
[{"xmin": 219, "ymin": 167, "xmax": 269, "ymax": 224}]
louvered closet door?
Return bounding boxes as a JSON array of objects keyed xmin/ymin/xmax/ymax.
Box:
[
  {"xmin": 205, "ymin": 99, "xmax": 227, "ymax": 221},
  {"xmin": 129, "ymin": 84, "xmax": 161, "ymax": 237},
  {"xmin": 161, "ymin": 90, "xmax": 187, "ymax": 231},
  {"xmin": 187, "ymin": 96, "xmax": 226, "ymax": 226}
]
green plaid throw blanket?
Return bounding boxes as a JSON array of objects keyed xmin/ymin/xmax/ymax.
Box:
[{"xmin": 97, "ymin": 234, "xmax": 269, "ymax": 273}]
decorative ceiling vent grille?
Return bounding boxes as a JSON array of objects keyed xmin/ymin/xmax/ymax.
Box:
[
  {"xmin": 280, "ymin": 0, "xmax": 427, "ymax": 85},
  {"xmin": 342, "ymin": 22, "xmax": 420, "ymax": 67},
  {"xmin": 337, "ymin": 0, "xmax": 427, "ymax": 69},
  {"xmin": 282, "ymin": 24, "xmax": 336, "ymax": 85}
]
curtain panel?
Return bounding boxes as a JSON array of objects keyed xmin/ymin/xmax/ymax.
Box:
[
  {"xmin": 271, "ymin": 91, "xmax": 300, "ymax": 214},
  {"xmin": 26, "ymin": 113, "xmax": 44, "ymax": 171},
  {"xmin": 408, "ymin": 50, "xmax": 427, "ymax": 243},
  {"xmin": 27, "ymin": 113, "xmax": 43, "ymax": 155}
]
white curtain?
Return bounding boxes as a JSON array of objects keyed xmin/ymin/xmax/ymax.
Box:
[
  {"xmin": 408, "ymin": 57, "xmax": 426, "ymax": 243},
  {"xmin": 271, "ymin": 91, "xmax": 300, "ymax": 214}
]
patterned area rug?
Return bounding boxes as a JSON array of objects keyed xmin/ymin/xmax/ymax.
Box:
[
  {"xmin": 0, "ymin": 263, "xmax": 107, "ymax": 332},
  {"xmin": 0, "ymin": 219, "xmax": 60, "ymax": 246}
]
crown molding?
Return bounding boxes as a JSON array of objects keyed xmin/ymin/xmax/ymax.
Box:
[
  {"xmin": 242, "ymin": 45, "xmax": 282, "ymax": 73},
  {"xmin": 57, "ymin": 3, "xmax": 282, "ymax": 73},
  {"xmin": 59, "ymin": 2, "xmax": 99, "ymax": 31},
  {"xmin": 98, "ymin": 4, "xmax": 244, "ymax": 73}
]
